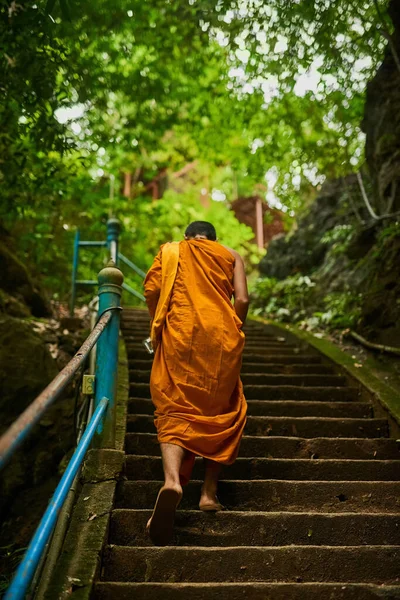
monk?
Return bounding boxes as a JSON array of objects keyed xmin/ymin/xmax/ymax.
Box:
[{"xmin": 143, "ymin": 220, "xmax": 249, "ymax": 545}]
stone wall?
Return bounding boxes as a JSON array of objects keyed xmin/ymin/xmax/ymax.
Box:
[{"xmin": 362, "ymin": 0, "xmax": 400, "ymax": 214}]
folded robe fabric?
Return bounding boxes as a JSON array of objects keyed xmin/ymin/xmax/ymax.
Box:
[
  {"xmin": 144, "ymin": 238, "xmax": 247, "ymax": 484},
  {"xmin": 150, "ymin": 241, "xmax": 180, "ymax": 352}
]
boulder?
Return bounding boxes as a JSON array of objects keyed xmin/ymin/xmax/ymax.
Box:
[
  {"xmin": 0, "ymin": 315, "xmax": 75, "ymax": 517},
  {"xmin": 0, "ymin": 315, "xmax": 58, "ymax": 427},
  {"xmin": 0, "ymin": 241, "xmax": 51, "ymax": 317}
]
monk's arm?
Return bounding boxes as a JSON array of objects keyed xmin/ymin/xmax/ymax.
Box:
[
  {"xmin": 231, "ymin": 250, "xmax": 249, "ymax": 325},
  {"xmin": 143, "ymin": 250, "xmax": 162, "ymax": 319}
]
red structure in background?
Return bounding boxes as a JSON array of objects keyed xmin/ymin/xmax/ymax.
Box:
[{"xmin": 231, "ymin": 196, "xmax": 285, "ymax": 248}]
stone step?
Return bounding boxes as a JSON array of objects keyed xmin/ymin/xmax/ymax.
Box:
[
  {"xmin": 128, "ymin": 371, "xmax": 346, "ymax": 388},
  {"xmin": 109, "ymin": 510, "xmax": 400, "ymax": 547},
  {"xmin": 116, "ymin": 480, "xmax": 400, "ymax": 512},
  {"xmin": 244, "ymin": 385, "xmax": 360, "ymax": 401},
  {"xmin": 129, "ymin": 382, "xmax": 360, "ymax": 401},
  {"xmin": 124, "ymin": 336, "xmax": 296, "ymax": 348},
  {"xmin": 126, "ymin": 415, "xmax": 388, "ymax": 438},
  {"xmin": 127, "ymin": 398, "xmax": 373, "ymax": 419},
  {"xmin": 126, "ymin": 348, "xmax": 154, "ymax": 361},
  {"xmin": 121, "ymin": 316, "xmax": 150, "ymax": 322},
  {"xmin": 121, "ymin": 322, "xmax": 150, "ymax": 328},
  {"xmin": 124, "ymin": 433, "xmax": 400, "ymax": 460},
  {"xmin": 244, "ymin": 341, "xmax": 298, "ymax": 348},
  {"xmin": 125, "ymin": 344, "xmax": 307, "ymax": 358},
  {"xmin": 245, "ymin": 416, "xmax": 388, "ymax": 438},
  {"xmin": 124, "ymin": 348, "xmax": 323, "ymax": 365},
  {"xmin": 242, "ymin": 374, "xmax": 347, "ymax": 386},
  {"xmin": 124, "ymin": 456, "xmax": 400, "ymax": 481},
  {"xmin": 95, "ymin": 582, "xmax": 400, "ymax": 600},
  {"xmin": 122, "ymin": 331, "xmax": 286, "ymax": 340},
  {"xmin": 242, "ymin": 363, "xmax": 334, "ymax": 374},
  {"xmin": 128, "ymin": 361, "xmax": 332, "ymax": 374},
  {"xmin": 101, "ymin": 545, "xmax": 400, "ymax": 583},
  {"xmin": 243, "ymin": 347, "xmax": 306, "ymax": 355},
  {"xmin": 242, "ymin": 354, "xmax": 322, "ymax": 364}
]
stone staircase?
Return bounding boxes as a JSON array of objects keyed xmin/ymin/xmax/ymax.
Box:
[{"xmin": 94, "ymin": 308, "xmax": 400, "ymax": 599}]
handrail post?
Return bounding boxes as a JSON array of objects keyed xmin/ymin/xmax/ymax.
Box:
[
  {"xmin": 107, "ymin": 218, "xmax": 121, "ymax": 265},
  {"xmin": 93, "ymin": 260, "xmax": 123, "ymax": 447},
  {"xmin": 70, "ymin": 229, "xmax": 80, "ymax": 316}
]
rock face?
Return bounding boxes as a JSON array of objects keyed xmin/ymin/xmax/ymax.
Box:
[
  {"xmin": 0, "ymin": 316, "xmax": 60, "ymax": 514},
  {"xmin": 0, "ymin": 314, "xmax": 87, "ymax": 529},
  {"xmin": 0, "ymin": 239, "xmax": 52, "ymax": 317},
  {"xmin": 0, "ymin": 316, "xmax": 58, "ymax": 426},
  {"xmin": 362, "ymin": 0, "xmax": 400, "ymax": 214},
  {"xmin": 258, "ymin": 176, "xmax": 400, "ymax": 343},
  {"xmin": 259, "ymin": 178, "xmax": 357, "ymax": 279}
]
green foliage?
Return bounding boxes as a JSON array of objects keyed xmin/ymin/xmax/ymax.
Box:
[
  {"xmin": 251, "ymin": 275, "xmax": 361, "ymax": 330},
  {"xmin": 0, "ymin": 0, "xmax": 395, "ymax": 304},
  {"xmin": 119, "ymin": 184, "xmax": 258, "ymax": 268},
  {"xmin": 313, "ymin": 292, "xmax": 362, "ymax": 329},
  {"xmin": 321, "ymin": 223, "xmax": 355, "ymax": 255},
  {"xmin": 374, "ymin": 221, "xmax": 400, "ymax": 251},
  {"xmin": 251, "ymin": 274, "xmax": 317, "ymax": 322}
]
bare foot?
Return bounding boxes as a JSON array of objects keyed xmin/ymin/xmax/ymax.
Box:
[
  {"xmin": 199, "ymin": 487, "xmax": 224, "ymax": 512},
  {"xmin": 147, "ymin": 484, "xmax": 183, "ymax": 545}
]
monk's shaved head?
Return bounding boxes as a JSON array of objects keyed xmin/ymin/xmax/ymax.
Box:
[{"xmin": 185, "ymin": 221, "xmax": 217, "ymax": 241}]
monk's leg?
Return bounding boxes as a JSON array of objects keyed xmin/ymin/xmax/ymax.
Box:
[
  {"xmin": 147, "ymin": 443, "xmax": 184, "ymax": 544},
  {"xmin": 199, "ymin": 459, "xmax": 223, "ymax": 511},
  {"xmin": 160, "ymin": 442, "xmax": 185, "ymax": 496}
]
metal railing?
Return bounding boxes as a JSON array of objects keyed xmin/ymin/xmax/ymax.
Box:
[
  {"xmin": 70, "ymin": 218, "xmax": 145, "ymax": 315},
  {"xmin": 0, "ymin": 261, "xmax": 124, "ymax": 600}
]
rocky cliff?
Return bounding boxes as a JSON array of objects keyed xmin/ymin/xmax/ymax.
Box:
[{"xmin": 362, "ymin": 0, "xmax": 400, "ymax": 215}]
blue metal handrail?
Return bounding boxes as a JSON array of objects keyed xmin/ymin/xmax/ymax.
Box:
[
  {"xmin": 118, "ymin": 251, "xmax": 146, "ymax": 279},
  {"xmin": 0, "ymin": 310, "xmax": 112, "ymax": 470},
  {"xmin": 0, "ymin": 260, "xmax": 124, "ymax": 599},
  {"xmin": 122, "ymin": 281, "xmax": 146, "ymax": 302},
  {"xmin": 4, "ymin": 398, "xmax": 109, "ymax": 600},
  {"xmin": 70, "ymin": 219, "xmax": 146, "ymax": 314}
]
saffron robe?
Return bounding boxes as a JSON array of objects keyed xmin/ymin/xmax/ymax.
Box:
[{"xmin": 144, "ymin": 239, "xmax": 247, "ymax": 484}]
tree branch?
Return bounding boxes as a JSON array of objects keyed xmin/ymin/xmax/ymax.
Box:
[
  {"xmin": 356, "ymin": 171, "xmax": 380, "ymax": 220},
  {"xmin": 347, "ymin": 330, "xmax": 400, "ymax": 356}
]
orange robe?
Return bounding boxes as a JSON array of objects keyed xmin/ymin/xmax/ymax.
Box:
[{"xmin": 144, "ymin": 239, "xmax": 247, "ymax": 484}]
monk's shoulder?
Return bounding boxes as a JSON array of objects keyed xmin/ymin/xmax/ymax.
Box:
[
  {"xmin": 158, "ymin": 241, "xmax": 180, "ymax": 254},
  {"xmin": 221, "ymin": 245, "xmax": 242, "ymax": 263}
]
